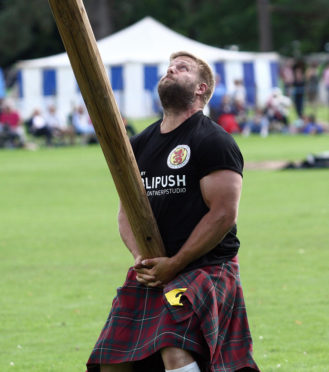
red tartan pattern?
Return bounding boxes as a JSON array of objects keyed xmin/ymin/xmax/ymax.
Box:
[{"xmin": 86, "ymin": 262, "xmax": 259, "ymax": 372}]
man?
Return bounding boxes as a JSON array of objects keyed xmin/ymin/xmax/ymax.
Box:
[
  {"xmin": 0, "ymin": 100, "xmax": 26, "ymax": 148},
  {"xmin": 208, "ymin": 74, "xmax": 227, "ymax": 122},
  {"xmin": 86, "ymin": 51, "xmax": 259, "ymax": 372}
]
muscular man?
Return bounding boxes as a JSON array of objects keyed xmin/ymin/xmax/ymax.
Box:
[{"xmin": 86, "ymin": 51, "xmax": 259, "ymax": 372}]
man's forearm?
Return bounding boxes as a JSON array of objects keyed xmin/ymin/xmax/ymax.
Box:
[
  {"xmin": 171, "ymin": 208, "xmax": 236, "ymax": 273},
  {"xmin": 136, "ymin": 208, "xmax": 236, "ymax": 286},
  {"xmin": 118, "ymin": 203, "xmax": 141, "ymax": 260}
]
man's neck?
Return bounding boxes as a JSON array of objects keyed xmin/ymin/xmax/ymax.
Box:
[{"xmin": 160, "ymin": 107, "xmax": 202, "ymax": 133}]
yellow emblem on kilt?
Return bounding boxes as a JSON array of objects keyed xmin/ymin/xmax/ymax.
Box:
[{"xmin": 165, "ymin": 288, "xmax": 187, "ymax": 306}]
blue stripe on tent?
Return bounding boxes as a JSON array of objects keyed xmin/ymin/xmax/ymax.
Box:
[
  {"xmin": 144, "ymin": 65, "xmax": 158, "ymax": 91},
  {"xmin": 43, "ymin": 69, "xmax": 56, "ymax": 96},
  {"xmin": 0, "ymin": 68, "xmax": 5, "ymax": 98},
  {"xmin": 111, "ymin": 66, "xmax": 123, "ymax": 90},
  {"xmin": 214, "ymin": 62, "xmax": 226, "ymax": 87},
  {"xmin": 17, "ymin": 70, "xmax": 23, "ymax": 98},
  {"xmin": 270, "ymin": 61, "xmax": 279, "ymax": 87},
  {"xmin": 243, "ymin": 62, "xmax": 256, "ymax": 106}
]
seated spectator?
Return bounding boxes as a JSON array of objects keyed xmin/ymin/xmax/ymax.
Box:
[
  {"xmin": 0, "ymin": 99, "xmax": 25, "ymax": 148},
  {"xmin": 28, "ymin": 108, "xmax": 53, "ymax": 146},
  {"xmin": 208, "ymin": 74, "xmax": 227, "ymax": 122},
  {"xmin": 233, "ymin": 98, "xmax": 249, "ymax": 131},
  {"xmin": 71, "ymin": 105, "xmax": 97, "ymax": 144},
  {"xmin": 265, "ymin": 88, "xmax": 291, "ymax": 132},
  {"xmin": 218, "ymin": 114, "xmax": 240, "ymax": 134},
  {"xmin": 217, "ymin": 95, "xmax": 240, "ymax": 134},
  {"xmin": 217, "ymin": 94, "xmax": 237, "ymax": 116},
  {"xmin": 302, "ymin": 114, "xmax": 324, "ymax": 135},
  {"xmin": 232, "ymin": 79, "xmax": 247, "ymax": 109},
  {"xmin": 290, "ymin": 115, "xmax": 306, "ymax": 134},
  {"xmin": 45, "ymin": 104, "xmax": 75, "ymax": 145},
  {"xmin": 242, "ymin": 107, "xmax": 270, "ymax": 137}
]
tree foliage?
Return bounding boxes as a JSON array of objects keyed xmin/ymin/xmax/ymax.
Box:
[
  {"xmin": 0, "ymin": 0, "xmax": 62, "ymax": 67},
  {"xmin": 0, "ymin": 0, "xmax": 329, "ymax": 68},
  {"xmin": 270, "ymin": 0, "xmax": 329, "ymax": 56}
]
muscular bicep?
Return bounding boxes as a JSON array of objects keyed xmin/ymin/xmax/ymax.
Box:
[{"xmin": 200, "ymin": 170, "xmax": 242, "ymax": 224}]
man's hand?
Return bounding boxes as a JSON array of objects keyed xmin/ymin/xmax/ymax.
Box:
[{"xmin": 134, "ymin": 257, "xmax": 179, "ymax": 287}]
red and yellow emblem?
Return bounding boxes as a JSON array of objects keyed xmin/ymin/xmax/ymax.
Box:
[{"xmin": 167, "ymin": 145, "xmax": 191, "ymax": 169}]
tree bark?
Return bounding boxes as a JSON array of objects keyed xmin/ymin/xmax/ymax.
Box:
[
  {"xmin": 84, "ymin": 0, "xmax": 113, "ymax": 40},
  {"xmin": 257, "ymin": 0, "xmax": 273, "ymax": 52}
]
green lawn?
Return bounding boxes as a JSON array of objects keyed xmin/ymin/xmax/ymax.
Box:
[
  {"xmin": 235, "ymin": 134, "xmax": 329, "ymax": 162},
  {"xmin": 0, "ymin": 134, "xmax": 328, "ymax": 371}
]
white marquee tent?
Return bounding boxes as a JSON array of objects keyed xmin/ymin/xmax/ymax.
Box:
[{"xmin": 16, "ymin": 16, "xmax": 280, "ymax": 120}]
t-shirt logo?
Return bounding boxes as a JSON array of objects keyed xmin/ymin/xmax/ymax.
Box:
[{"xmin": 167, "ymin": 145, "xmax": 191, "ymax": 169}]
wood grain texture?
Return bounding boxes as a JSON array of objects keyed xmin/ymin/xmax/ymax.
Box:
[{"xmin": 48, "ymin": 0, "xmax": 165, "ymax": 258}]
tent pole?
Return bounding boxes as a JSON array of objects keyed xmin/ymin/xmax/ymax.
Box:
[{"xmin": 47, "ymin": 0, "xmax": 165, "ymax": 258}]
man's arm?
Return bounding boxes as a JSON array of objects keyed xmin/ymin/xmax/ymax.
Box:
[
  {"xmin": 174, "ymin": 168, "xmax": 242, "ymax": 266},
  {"xmin": 118, "ymin": 202, "xmax": 142, "ymax": 263},
  {"xmin": 135, "ymin": 169, "xmax": 242, "ymax": 286}
]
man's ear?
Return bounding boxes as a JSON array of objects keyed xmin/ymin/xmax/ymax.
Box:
[{"xmin": 196, "ymin": 82, "xmax": 208, "ymax": 96}]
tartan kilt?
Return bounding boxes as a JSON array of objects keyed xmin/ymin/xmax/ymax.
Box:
[{"xmin": 86, "ymin": 262, "xmax": 259, "ymax": 372}]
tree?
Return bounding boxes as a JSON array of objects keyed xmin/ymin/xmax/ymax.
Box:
[
  {"xmin": 270, "ymin": 0, "xmax": 329, "ymax": 56},
  {"xmin": 0, "ymin": 0, "xmax": 62, "ymax": 67},
  {"xmin": 1, "ymin": 0, "xmax": 329, "ymax": 69},
  {"xmin": 109, "ymin": 0, "xmax": 259, "ymax": 51},
  {"xmin": 84, "ymin": 0, "xmax": 113, "ymax": 40},
  {"xmin": 257, "ymin": 0, "xmax": 273, "ymax": 51}
]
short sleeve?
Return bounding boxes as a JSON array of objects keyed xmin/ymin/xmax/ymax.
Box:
[{"xmin": 195, "ymin": 130, "xmax": 244, "ymax": 179}]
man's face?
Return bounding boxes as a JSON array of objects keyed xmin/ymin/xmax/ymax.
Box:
[{"xmin": 158, "ymin": 56, "xmax": 200, "ymax": 111}]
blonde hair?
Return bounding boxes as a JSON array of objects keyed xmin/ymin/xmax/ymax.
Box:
[{"xmin": 170, "ymin": 51, "xmax": 215, "ymax": 105}]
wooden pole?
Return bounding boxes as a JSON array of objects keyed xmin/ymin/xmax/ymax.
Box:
[{"xmin": 48, "ymin": 0, "xmax": 165, "ymax": 258}]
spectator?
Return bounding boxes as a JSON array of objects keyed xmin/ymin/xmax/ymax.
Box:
[
  {"xmin": 265, "ymin": 88, "xmax": 291, "ymax": 132},
  {"xmin": 29, "ymin": 108, "xmax": 53, "ymax": 146},
  {"xmin": 292, "ymin": 60, "xmax": 306, "ymax": 118},
  {"xmin": 322, "ymin": 62, "xmax": 329, "ymax": 105},
  {"xmin": 217, "ymin": 95, "xmax": 240, "ymax": 134},
  {"xmin": 290, "ymin": 115, "xmax": 305, "ymax": 134},
  {"xmin": 302, "ymin": 114, "xmax": 324, "ymax": 135},
  {"xmin": 280, "ymin": 59, "xmax": 294, "ymax": 97},
  {"xmin": 242, "ymin": 107, "xmax": 270, "ymax": 137},
  {"xmin": 208, "ymin": 74, "xmax": 227, "ymax": 122},
  {"xmin": 71, "ymin": 105, "xmax": 97, "ymax": 144},
  {"xmin": 0, "ymin": 99, "xmax": 25, "ymax": 148},
  {"xmin": 305, "ymin": 61, "xmax": 319, "ymax": 106},
  {"xmin": 232, "ymin": 78, "xmax": 246, "ymax": 109},
  {"xmin": 45, "ymin": 104, "xmax": 75, "ymax": 145}
]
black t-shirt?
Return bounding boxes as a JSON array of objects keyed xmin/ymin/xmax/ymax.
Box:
[{"xmin": 131, "ymin": 111, "xmax": 244, "ymax": 270}]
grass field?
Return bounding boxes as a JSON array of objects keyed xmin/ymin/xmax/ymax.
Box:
[{"xmin": 1, "ymin": 133, "xmax": 328, "ymax": 371}]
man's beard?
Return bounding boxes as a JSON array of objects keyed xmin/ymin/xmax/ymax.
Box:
[{"xmin": 158, "ymin": 79, "xmax": 196, "ymax": 112}]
